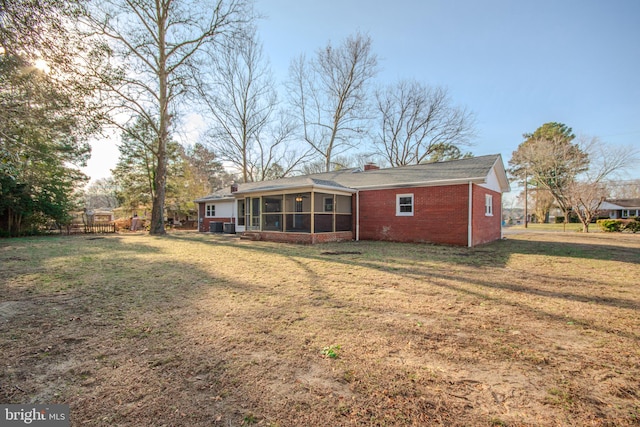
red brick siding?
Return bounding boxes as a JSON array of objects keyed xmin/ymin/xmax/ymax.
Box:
[
  {"xmin": 357, "ymin": 185, "xmax": 470, "ymax": 246},
  {"xmin": 312, "ymin": 231, "xmax": 353, "ymax": 244},
  {"xmin": 198, "ymin": 203, "xmax": 233, "ymax": 232},
  {"xmin": 471, "ymin": 186, "xmax": 502, "ymax": 246},
  {"xmin": 199, "ymin": 217, "xmax": 233, "ymax": 232},
  {"xmin": 249, "ymin": 231, "xmax": 353, "ymax": 244}
]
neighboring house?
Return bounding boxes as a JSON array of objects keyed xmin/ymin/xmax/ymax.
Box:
[
  {"xmin": 92, "ymin": 210, "xmax": 114, "ymax": 223},
  {"xmin": 83, "ymin": 209, "xmax": 114, "ymax": 224},
  {"xmin": 599, "ymin": 199, "xmax": 640, "ymax": 219},
  {"xmin": 195, "ymin": 154, "xmax": 510, "ymax": 247}
]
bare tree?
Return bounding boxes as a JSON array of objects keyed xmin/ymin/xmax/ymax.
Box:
[
  {"xmin": 83, "ymin": 178, "xmax": 119, "ymax": 210},
  {"xmin": 287, "ymin": 32, "xmax": 378, "ymax": 172},
  {"xmin": 509, "ymin": 122, "xmax": 589, "ymax": 223},
  {"xmin": 374, "ymin": 80, "xmax": 475, "ymax": 166},
  {"xmin": 606, "ymin": 179, "xmax": 640, "ymax": 199},
  {"xmin": 530, "ymin": 188, "xmax": 554, "ymax": 223},
  {"xmin": 566, "ymin": 181, "xmax": 608, "ymax": 232},
  {"xmin": 567, "ymin": 137, "xmax": 639, "ymax": 232},
  {"xmin": 83, "ymin": 0, "xmax": 251, "ymax": 234},
  {"xmin": 199, "ymin": 28, "xmax": 309, "ymax": 182},
  {"xmin": 251, "ymin": 111, "xmax": 312, "ymax": 181},
  {"xmin": 579, "ymin": 136, "xmax": 638, "ymax": 184}
]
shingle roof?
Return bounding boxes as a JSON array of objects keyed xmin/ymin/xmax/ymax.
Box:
[
  {"xmin": 193, "ymin": 188, "xmax": 235, "ymax": 203},
  {"xmin": 233, "ymin": 154, "xmax": 509, "ymax": 195},
  {"xmin": 331, "ymin": 154, "xmax": 505, "ymax": 189},
  {"xmin": 604, "ymin": 199, "xmax": 640, "ymax": 208},
  {"xmin": 195, "ymin": 154, "xmax": 509, "ymax": 201}
]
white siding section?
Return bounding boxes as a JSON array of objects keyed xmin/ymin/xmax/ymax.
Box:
[
  {"xmin": 206, "ymin": 200, "xmax": 234, "ymax": 218},
  {"xmin": 479, "ymin": 167, "xmax": 502, "ymax": 193}
]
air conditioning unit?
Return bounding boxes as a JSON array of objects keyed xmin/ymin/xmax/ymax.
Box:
[
  {"xmin": 209, "ymin": 222, "xmax": 224, "ymax": 233},
  {"xmin": 223, "ymin": 223, "xmax": 236, "ymax": 234}
]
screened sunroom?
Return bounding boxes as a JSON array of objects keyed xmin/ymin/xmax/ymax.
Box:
[{"xmin": 233, "ymin": 184, "xmax": 355, "ymax": 243}]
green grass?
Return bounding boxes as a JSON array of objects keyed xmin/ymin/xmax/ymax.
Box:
[{"xmin": 506, "ymin": 222, "xmax": 584, "ymax": 232}]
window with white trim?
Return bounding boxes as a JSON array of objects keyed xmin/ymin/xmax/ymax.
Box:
[
  {"xmin": 205, "ymin": 204, "xmax": 216, "ymax": 217},
  {"xmin": 485, "ymin": 194, "xmax": 493, "ymax": 216},
  {"xmin": 623, "ymin": 209, "xmax": 639, "ymax": 218},
  {"xmin": 396, "ymin": 194, "xmax": 414, "ymax": 216}
]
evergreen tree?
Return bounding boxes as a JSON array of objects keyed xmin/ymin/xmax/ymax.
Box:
[{"xmin": 508, "ymin": 122, "xmax": 589, "ymax": 223}]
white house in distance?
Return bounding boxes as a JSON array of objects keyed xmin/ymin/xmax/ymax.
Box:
[
  {"xmin": 195, "ymin": 154, "xmax": 510, "ymax": 247},
  {"xmin": 599, "ymin": 199, "xmax": 640, "ymax": 219}
]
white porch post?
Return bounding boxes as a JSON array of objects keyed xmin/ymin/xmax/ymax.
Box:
[{"xmin": 310, "ymin": 190, "xmax": 315, "ymax": 234}]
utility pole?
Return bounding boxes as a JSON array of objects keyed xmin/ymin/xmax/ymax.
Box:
[{"xmin": 524, "ymin": 170, "xmax": 528, "ymax": 228}]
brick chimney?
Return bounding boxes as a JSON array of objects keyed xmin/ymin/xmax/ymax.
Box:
[
  {"xmin": 364, "ymin": 163, "xmax": 379, "ymax": 171},
  {"xmin": 230, "ymin": 183, "xmax": 238, "ymax": 193}
]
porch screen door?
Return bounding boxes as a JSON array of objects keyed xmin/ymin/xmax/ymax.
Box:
[{"xmin": 251, "ymin": 197, "xmax": 261, "ymax": 230}]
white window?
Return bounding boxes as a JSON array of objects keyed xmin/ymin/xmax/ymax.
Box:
[
  {"xmin": 623, "ymin": 209, "xmax": 638, "ymax": 218},
  {"xmin": 396, "ymin": 194, "xmax": 414, "ymax": 216},
  {"xmin": 205, "ymin": 204, "xmax": 216, "ymax": 217},
  {"xmin": 485, "ymin": 194, "xmax": 493, "ymax": 216}
]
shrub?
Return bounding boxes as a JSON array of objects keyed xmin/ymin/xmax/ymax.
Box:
[
  {"xmin": 597, "ymin": 219, "xmax": 623, "ymax": 232},
  {"xmin": 624, "ymin": 217, "xmax": 640, "ymax": 233}
]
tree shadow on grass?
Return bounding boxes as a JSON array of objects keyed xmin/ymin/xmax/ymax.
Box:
[
  {"xmin": 494, "ymin": 233, "xmax": 640, "ymax": 264},
  {"xmin": 0, "ymin": 233, "xmax": 276, "ymax": 424},
  {"xmin": 194, "ymin": 233, "xmax": 640, "ymax": 300},
  {"xmin": 1, "ymin": 232, "xmax": 639, "ymax": 425}
]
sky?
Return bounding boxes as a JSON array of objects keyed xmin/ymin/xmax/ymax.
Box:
[{"xmin": 82, "ymin": 0, "xmax": 640, "ymax": 186}]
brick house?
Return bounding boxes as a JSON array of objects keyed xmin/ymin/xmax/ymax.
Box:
[{"xmin": 195, "ymin": 154, "xmax": 510, "ymax": 247}]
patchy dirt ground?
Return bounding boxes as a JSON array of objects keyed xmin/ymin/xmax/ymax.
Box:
[{"xmin": 1, "ymin": 231, "xmax": 639, "ymax": 426}]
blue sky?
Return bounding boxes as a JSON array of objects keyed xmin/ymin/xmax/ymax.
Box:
[
  {"xmin": 255, "ymin": 0, "xmax": 640, "ymax": 170},
  {"xmin": 83, "ymin": 0, "xmax": 640, "ymax": 183}
]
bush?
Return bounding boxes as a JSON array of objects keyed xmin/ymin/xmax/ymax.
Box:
[
  {"xmin": 624, "ymin": 217, "xmax": 640, "ymax": 233},
  {"xmin": 597, "ymin": 219, "xmax": 623, "ymax": 232}
]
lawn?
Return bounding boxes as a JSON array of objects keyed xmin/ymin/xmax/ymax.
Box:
[
  {"xmin": 1, "ymin": 231, "xmax": 639, "ymax": 426},
  {"xmin": 506, "ymin": 223, "xmax": 585, "ymax": 232}
]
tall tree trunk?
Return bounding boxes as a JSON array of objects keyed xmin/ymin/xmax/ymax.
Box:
[
  {"xmin": 150, "ymin": 145, "xmax": 167, "ymax": 234},
  {"xmin": 8, "ymin": 208, "xmax": 13, "ymax": 236},
  {"xmin": 150, "ymin": 4, "xmax": 169, "ymax": 235}
]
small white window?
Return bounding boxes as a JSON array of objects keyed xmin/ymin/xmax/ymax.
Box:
[
  {"xmin": 205, "ymin": 204, "xmax": 216, "ymax": 217},
  {"xmin": 396, "ymin": 194, "xmax": 414, "ymax": 216},
  {"xmin": 622, "ymin": 209, "xmax": 637, "ymax": 218},
  {"xmin": 485, "ymin": 194, "xmax": 493, "ymax": 216}
]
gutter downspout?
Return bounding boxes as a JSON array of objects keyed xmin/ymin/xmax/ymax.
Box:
[
  {"xmin": 500, "ymin": 195, "xmax": 504, "ymax": 240},
  {"xmin": 468, "ymin": 182, "xmax": 473, "ymax": 248},
  {"xmin": 356, "ymin": 190, "xmax": 360, "ymax": 241},
  {"xmin": 197, "ymin": 203, "xmax": 201, "ymax": 232}
]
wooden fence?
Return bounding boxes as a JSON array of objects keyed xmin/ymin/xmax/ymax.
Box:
[
  {"xmin": 59, "ymin": 223, "xmax": 115, "ymax": 234},
  {"xmin": 83, "ymin": 223, "xmax": 116, "ymax": 234}
]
